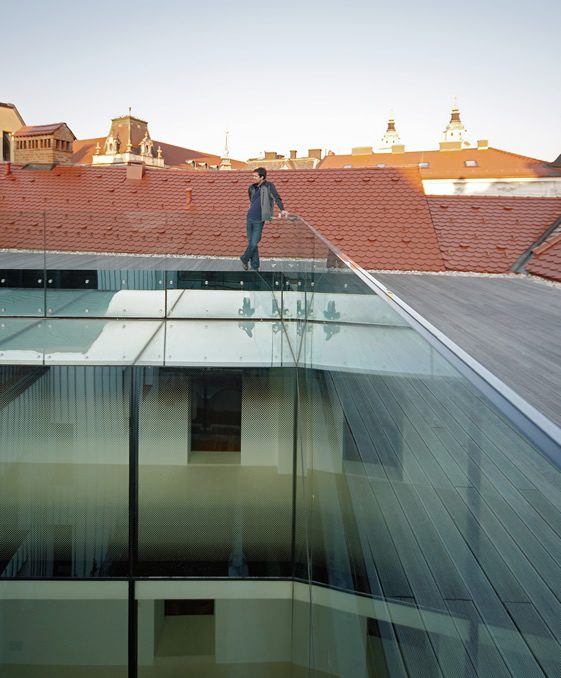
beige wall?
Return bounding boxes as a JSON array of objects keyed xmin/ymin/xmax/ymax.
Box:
[{"xmin": 0, "ymin": 106, "xmax": 24, "ymax": 162}]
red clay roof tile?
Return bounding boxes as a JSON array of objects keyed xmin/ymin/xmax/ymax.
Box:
[
  {"xmin": 427, "ymin": 195, "xmax": 561, "ymax": 273},
  {"xmin": 525, "ymin": 228, "xmax": 561, "ymax": 282}
]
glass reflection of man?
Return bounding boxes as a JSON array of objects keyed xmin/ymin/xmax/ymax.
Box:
[{"xmin": 240, "ymin": 167, "xmax": 287, "ymax": 272}]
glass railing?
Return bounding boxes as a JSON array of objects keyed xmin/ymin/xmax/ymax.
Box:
[{"xmin": 1, "ymin": 207, "xmax": 560, "ymax": 676}]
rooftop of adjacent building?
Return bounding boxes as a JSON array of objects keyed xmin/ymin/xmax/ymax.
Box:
[
  {"xmin": 318, "ymin": 144, "xmax": 561, "ymax": 179},
  {"xmin": 1, "ymin": 162, "xmax": 560, "ymax": 280}
]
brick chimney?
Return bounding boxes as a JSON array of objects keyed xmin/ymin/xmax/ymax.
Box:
[
  {"xmin": 264, "ymin": 151, "xmax": 277, "ymax": 160},
  {"xmin": 308, "ymin": 148, "xmax": 322, "ymax": 160},
  {"xmin": 290, "ymin": 149, "xmax": 297, "ymax": 159},
  {"xmin": 13, "ymin": 123, "xmax": 76, "ymax": 165}
]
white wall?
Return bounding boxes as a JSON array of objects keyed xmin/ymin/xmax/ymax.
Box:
[
  {"xmin": 241, "ymin": 369, "xmax": 295, "ymax": 470},
  {"xmin": 0, "ymin": 599, "xmax": 127, "ymax": 665},
  {"xmin": 423, "ymin": 177, "xmax": 561, "ymax": 197}
]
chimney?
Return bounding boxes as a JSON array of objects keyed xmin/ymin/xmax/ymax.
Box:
[
  {"xmin": 477, "ymin": 139, "xmax": 489, "ymax": 150},
  {"xmin": 185, "ymin": 187, "xmax": 193, "ymax": 207},
  {"xmin": 290, "ymin": 150, "xmax": 297, "ymax": 159},
  {"xmin": 351, "ymin": 146, "xmax": 373, "ymax": 156},
  {"xmin": 264, "ymin": 151, "xmax": 276, "ymax": 160},
  {"xmin": 391, "ymin": 145, "xmax": 405, "ymax": 154},
  {"xmin": 4, "ymin": 162, "xmax": 11, "ymax": 176},
  {"xmin": 308, "ymin": 148, "xmax": 322, "ymax": 160},
  {"xmin": 126, "ymin": 163, "xmax": 145, "ymax": 181},
  {"xmin": 13, "ymin": 122, "xmax": 76, "ymax": 166}
]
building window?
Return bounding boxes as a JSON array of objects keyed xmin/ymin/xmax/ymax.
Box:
[
  {"xmin": 191, "ymin": 372, "xmax": 242, "ymax": 452},
  {"xmin": 464, "ymin": 160, "xmax": 478, "ymax": 167},
  {"xmin": 3, "ymin": 132, "xmax": 11, "ymax": 160}
]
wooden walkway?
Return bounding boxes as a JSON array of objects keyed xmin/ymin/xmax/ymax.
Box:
[
  {"xmin": 374, "ymin": 274, "xmax": 561, "ymax": 430},
  {"xmin": 319, "ymin": 369, "xmax": 561, "ymax": 677}
]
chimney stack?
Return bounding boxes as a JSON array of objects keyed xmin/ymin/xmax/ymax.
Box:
[
  {"xmin": 477, "ymin": 139, "xmax": 489, "ymax": 150},
  {"xmin": 264, "ymin": 151, "xmax": 276, "ymax": 160},
  {"xmin": 126, "ymin": 163, "xmax": 145, "ymax": 181},
  {"xmin": 308, "ymin": 148, "xmax": 322, "ymax": 160},
  {"xmin": 185, "ymin": 187, "xmax": 193, "ymax": 207},
  {"xmin": 13, "ymin": 122, "xmax": 76, "ymax": 166},
  {"xmin": 290, "ymin": 149, "xmax": 297, "ymax": 159}
]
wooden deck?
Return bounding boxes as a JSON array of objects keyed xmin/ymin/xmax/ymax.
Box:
[
  {"xmin": 374, "ymin": 274, "xmax": 561, "ymax": 430},
  {"xmin": 321, "ymin": 369, "xmax": 561, "ymax": 677}
]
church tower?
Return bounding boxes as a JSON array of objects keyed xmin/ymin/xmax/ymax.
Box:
[
  {"xmin": 440, "ymin": 102, "xmax": 470, "ymax": 150},
  {"xmin": 379, "ymin": 117, "xmax": 401, "ymax": 151}
]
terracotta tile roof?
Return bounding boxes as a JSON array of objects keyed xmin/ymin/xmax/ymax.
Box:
[
  {"xmin": 0, "ymin": 165, "xmax": 444, "ymax": 271},
  {"xmin": 14, "ymin": 123, "xmax": 68, "ymax": 137},
  {"xmin": 427, "ymin": 195, "xmax": 561, "ymax": 273},
  {"xmin": 525, "ymin": 228, "xmax": 561, "ymax": 282},
  {"xmin": 319, "ymin": 147, "xmax": 561, "ymax": 179},
  {"xmin": 72, "ymin": 138, "xmax": 247, "ymax": 169}
]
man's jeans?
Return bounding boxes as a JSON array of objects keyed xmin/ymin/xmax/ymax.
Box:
[{"xmin": 241, "ymin": 217, "xmax": 264, "ymax": 270}]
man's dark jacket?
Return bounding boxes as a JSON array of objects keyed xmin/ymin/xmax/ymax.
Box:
[{"xmin": 248, "ymin": 181, "xmax": 284, "ymax": 221}]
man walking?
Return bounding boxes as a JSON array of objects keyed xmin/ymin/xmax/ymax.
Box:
[{"xmin": 240, "ymin": 167, "xmax": 287, "ymax": 272}]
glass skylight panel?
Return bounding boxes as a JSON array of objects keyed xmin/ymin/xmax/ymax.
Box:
[
  {"xmin": 418, "ymin": 161, "xmax": 430, "ymax": 168},
  {"xmin": 464, "ymin": 159, "xmax": 478, "ymax": 167}
]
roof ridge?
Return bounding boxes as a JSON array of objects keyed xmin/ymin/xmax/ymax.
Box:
[{"xmin": 487, "ymin": 146, "xmax": 547, "ymax": 164}]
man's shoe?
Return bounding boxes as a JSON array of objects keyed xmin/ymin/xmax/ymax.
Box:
[{"xmin": 240, "ymin": 257, "xmax": 248, "ymax": 271}]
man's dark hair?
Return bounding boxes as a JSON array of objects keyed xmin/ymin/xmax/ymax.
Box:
[{"xmin": 254, "ymin": 167, "xmax": 267, "ymax": 179}]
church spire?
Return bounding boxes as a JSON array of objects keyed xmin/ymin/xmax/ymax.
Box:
[
  {"xmin": 378, "ymin": 114, "xmax": 403, "ymax": 152},
  {"xmin": 219, "ymin": 130, "xmax": 232, "ymax": 170}
]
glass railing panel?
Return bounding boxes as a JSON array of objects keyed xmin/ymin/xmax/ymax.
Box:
[
  {"xmin": 0, "ymin": 581, "xmax": 128, "ymax": 675},
  {"xmin": 162, "ymin": 320, "xmax": 288, "ymax": 368},
  {"xmin": 298, "ymin": 365, "xmax": 561, "ymax": 675},
  {"xmin": 44, "ymin": 210, "xmax": 169, "ymax": 318},
  {"xmin": 289, "ymin": 225, "xmax": 561, "ymax": 676},
  {"xmin": 0, "ymin": 210, "xmax": 46, "ymax": 317},
  {"xmin": 137, "ymin": 365, "xmax": 297, "ymax": 578},
  {"xmin": 0, "ymin": 365, "xmax": 129, "ymax": 578}
]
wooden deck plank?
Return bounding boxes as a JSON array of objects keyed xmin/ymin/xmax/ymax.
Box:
[
  {"xmin": 519, "ymin": 489, "xmax": 561, "ymax": 540},
  {"xmin": 379, "ymin": 375, "xmax": 471, "ymax": 488},
  {"xmin": 414, "ymin": 485, "xmax": 545, "ymax": 677},
  {"xmin": 371, "ymin": 376, "xmax": 461, "ymax": 489},
  {"xmin": 436, "ymin": 376, "xmax": 561, "ymax": 495},
  {"xmin": 434, "ymin": 486, "xmax": 529, "ymax": 604},
  {"xmin": 389, "ymin": 597, "xmax": 445, "ymax": 678},
  {"xmin": 504, "ymin": 602, "xmax": 561, "ymax": 678},
  {"xmin": 475, "ymin": 489, "xmax": 561, "ymax": 596},
  {"xmin": 445, "ymin": 600, "xmax": 512, "ymax": 678},
  {"xmin": 392, "ymin": 483, "xmax": 470, "ymax": 600},
  {"xmin": 330, "ymin": 373, "xmax": 401, "ymax": 480},
  {"xmin": 413, "ymin": 377, "xmax": 537, "ymax": 490},
  {"xmin": 351, "ymin": 375, "xmax": 434, "ymax": 486},
  {"xmin": 456, "ymin": 488, "xmax": 561, "ymax": 639},
  {"xmin": 344, "ymin": 473, "xmax": 413, "ymax": 599}
]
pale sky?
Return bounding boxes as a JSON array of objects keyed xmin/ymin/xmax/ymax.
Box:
[{"xmin": 5, "ymin": 0, "xmax": 561, "ymax": 162}]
